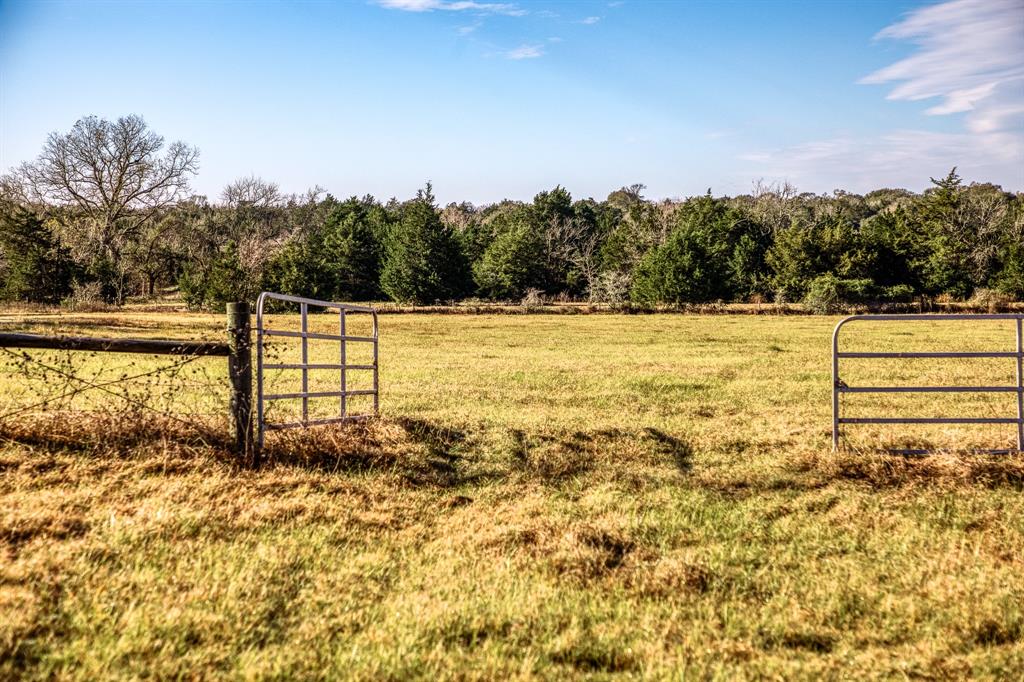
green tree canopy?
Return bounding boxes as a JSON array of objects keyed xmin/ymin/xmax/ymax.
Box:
[{"xmin": 380, "ymin": 185, "xmax": 470, "ymax": 304}]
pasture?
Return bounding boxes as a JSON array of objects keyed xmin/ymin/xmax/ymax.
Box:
[{"xmin": 1, "ymin": 310, "xmax": 1022, "ymax": 679}]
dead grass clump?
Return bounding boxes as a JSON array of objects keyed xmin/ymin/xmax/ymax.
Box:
[
  {"xmin": 0, "ymin": 411, "xmax": 227, "ymax": 460},
  {"xmin": 505, "ymin": 429, "xmax": 594, "ymax": 481},
  {"xmin": 549, "ymin": 639, "xmax": 639, "ymax": 673},
  {"xmin": 481, "ymin": 512, "xmax": 712, "ymax": 596},
  {"xmin": 622, "ymin": 555, "xmax": 713, "ymax": 599},
  {"xmin": 796, "ymin": 449, "xmax": 1024, "ymax": 489},
  {"xmin": 1, "ymin": 410, "xmax": 491, "ymax": 489},
  {"xmin": 263, "ymin": 417, "xmax": 483, "ymax": 487},
  {"xmin": 2, "ymin": 514, "xmax": 89, "ymax": 551},
  {"xmin": 549, "ymin": 524, "xmax": 636, "ymax": 579},
  {"xmin": 478, "ymin": 513, "xmax": 642, "ymax": 583},
  {"xmin": 967, "ymin": 618, "xmax": 1022, "ymax": 647},
  {"xmin": 758, "ymin": 628, "xmax": 837, "ymax": 654}
]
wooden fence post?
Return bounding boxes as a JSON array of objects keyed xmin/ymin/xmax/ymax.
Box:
[{"xmin": 227, "ymin": 302, "xmax": 254, "ymax": 465}]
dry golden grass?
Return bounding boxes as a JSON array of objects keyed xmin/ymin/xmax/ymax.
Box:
[{"xmin": 1, "ymin": 311, "xmax": 1022, "ymax": 679}]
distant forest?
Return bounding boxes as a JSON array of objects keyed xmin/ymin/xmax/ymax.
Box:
[{"xmin": 2, "ymin": 115, "xmax": 1022, "ymax": 310}]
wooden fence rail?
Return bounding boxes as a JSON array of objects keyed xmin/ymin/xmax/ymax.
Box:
[{"xmin": 0, "ymin": 302, "xmax": 254, "ymax": 461}]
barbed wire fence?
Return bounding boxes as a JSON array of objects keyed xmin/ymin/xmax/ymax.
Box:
[
  {"xmin": 0, "ymin": 347, "xmax": 226, "ymax": 426},
  {"xmin": 0, "ymin": 303, "xmax": 254, "ymax": 460}
]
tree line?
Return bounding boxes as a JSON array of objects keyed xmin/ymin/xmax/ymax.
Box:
[{"xmin": 2, "ymin": 115, "xmax": 1021, "ymax": 310}]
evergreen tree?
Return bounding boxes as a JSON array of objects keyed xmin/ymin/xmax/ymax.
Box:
[
  {"xmin": 473, "ymin": 219, "xmax": 545, "ymax": 299},
  {"xmin": 630, "ymin": 196, "xmax": 734, "ymax": 305},
  {"xmin": 380, "ymin": 185, "xmax": 470, "ymax": 303},
  {"xmin": 918, "ymin": 168, "xmax": 971, "ymax": 297},
  {"xmin": 265, "ymin": 197, "xmax": 385, "ymax": 301},
  {"xmin": 0, "ymin": 206, "xmax": 76, "ymax": 303}
]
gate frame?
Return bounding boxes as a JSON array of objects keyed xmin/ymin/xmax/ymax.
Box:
[
  {"xmin": 832, "ymin": 313, "xmax": 1023, "ymax": 454},
  {"xmin": 255, "ymin": 292, "xmax": 379, "ymax": 452}
]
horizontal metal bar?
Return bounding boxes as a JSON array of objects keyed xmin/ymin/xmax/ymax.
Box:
[
  {"xmin": 257, "ymin": 291, "xmax": 377, "ymax": 313},
  {"xmin": 0, "ymin": 332, "xmax": 230, "ymax": 356},
  {"xmin": 265, "ymin": 414, "xmax": 374, "ymax": 430},
  {"xmin": 887, "ymin": 448, "xmax": 1018, "ymax": 456},
  {"xmin": 264, "ymin": 389, "xmax": 376, "ymax": 401},
  {"xmin": 840, "ymin": 314, "xmax": 1023, "ymax": 322},
  {"xmin": 262, "ymin": 329, "xmax": 375, "ymax": 342},
  {"xmin": 263, "ymin": 363, "xmax": 376, "ymax": 371},
  {"xmin": 840, "ymin": 417, "xmax": 1020, "ymax": 424},
  {"xmin": 837, "ymin": 351, "xmax": 1018, "ymax": 359},
  {"xmin": 839, "ymin": 386, "xmax": 1020, "ymax": 394}
]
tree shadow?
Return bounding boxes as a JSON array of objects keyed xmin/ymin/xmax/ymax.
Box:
[{"xmin": 643, "ymin": 427, "xmax": 693, "ymax": 473}]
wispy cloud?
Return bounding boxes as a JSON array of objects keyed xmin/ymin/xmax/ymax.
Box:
[
  {"xmin": 503, "ymin": 43, "xmax": 544, "ymax": 59},
  {"xmin": 579, "ymin": 16, "xmax": 601, "ymax": 25},
  {"xmin": 860, "ymin": 0, "xmax": 1024, "ymax": 135},
  {"xmin": 505, "ymin": 44, "xmax": 544, "ymax": 60},
  {"xmin": 456, "ymin": 22, "xmax": 481, "ymax": 35},
  {"xmin": 377, "ymin": 0, "xmax": 526, "ymax": 17},
  {"xmin": 740, "ymin": 129, "xmax": 1022, "ymax": 191},
  {"xmin": 741, "ymin": 0, "xmax": 1024, "ymax": 191}
]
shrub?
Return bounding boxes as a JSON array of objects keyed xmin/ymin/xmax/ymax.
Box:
[
  {"xmin": 839, "ymin": 278, "xmax": 878, "ymax": 303},
  {"xmin": 473, "ymin": 221, "xmax": 545, "ymax": 300},
  {"xmin": 589, "ymin": 272, "xmax": 632, "ymax": 305},
  {"xmin": 630, "ymin": 226, "xmax": 731, "ymax": 305},
  {"xmin": 62, "ymin": 281, "xmax": 109, "ymax": 312},
  {"xmin": 521, "ymin": 288, "xmax": 544, "ymax": 309},
  {"xmin": 803, "ymin": 274, "xmax": 843, "ymax": 314},
  {"xmin": 969, "ymin": 288, "xmax": 1013, "ymax": 313},
  {"xmin": 883, "ymin": 284, "xmax": 915, "ymax": 303}
]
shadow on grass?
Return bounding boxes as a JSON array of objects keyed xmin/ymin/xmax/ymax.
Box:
[
  {"xmin": 259, "ymin": 416, "xmax": 499, "ymax": 488},
  {"xmin": 643, "ymin": 427, "xmax": 693, "ymax": 473},
  {"xmin": 503, "ymin": 426, "xmax": 694, "ymax": 485},
  {"xmin": 1, "ymin": 410, "xmax": 700, "ymax": 491},
  {"xmin": 792, "ymin": 447, "xmax": 1024, "ymax": 490}
]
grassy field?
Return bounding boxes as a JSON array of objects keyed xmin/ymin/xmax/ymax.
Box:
[{"xmin": 1, "ymin": 310, "xmax": 1022, "ymax": 679}]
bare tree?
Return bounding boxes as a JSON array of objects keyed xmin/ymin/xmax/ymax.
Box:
[
  {"xmin": 18, "ymin": 114, "xmax": 198, "ymax": 302},
  {"xmin": 956, "ymin": 183, "xmax": 1015, "ymax": 287},
  {"xmin": 749, "ymin": 179, "xmax": 799, "ymax": 235},
  {"xmin": 544, "ymin": 216, "xmax": 603, "ymax": 300},
  {"xmin": 221, "ymin": 175, "xmax": 281, "ymax": 209}
]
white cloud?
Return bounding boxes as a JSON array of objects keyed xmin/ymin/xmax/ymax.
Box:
[
  {"xmin": 505, "ymin": 44, "xmax": 544, "ymax": 60},
  {"xmin": 741, "ymin": 0, "xmax": 1024, "ymax": 191},
  {"xmin": 456, "ymin": 22, "xmax": 481, "ymax": 34},
  {"xmin": 739, "ymin": 129, "xmax": 1022, "ymax": 192},
  {"xmin": 860, "ymin": 0, "xmax": 1024, "ymax": 135},
  {"xmin": 377, "ymin": 0, "xmax": 526, "ymax": 16},
  {"xmin": 579, "ymin": 16, "xmax": 601, "ymax": 25}
]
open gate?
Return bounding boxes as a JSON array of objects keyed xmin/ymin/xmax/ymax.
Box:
[
  {"xmin": 832, "ymin": 314, "xmax": 1023, "ymax": 454},
  {"xmin": 255, "ymin": 292, "xmax": 378, "ymax": 450}
]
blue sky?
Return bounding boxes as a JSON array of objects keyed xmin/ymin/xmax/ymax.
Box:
[{"xmin": 1, "ymin": 0, "xmax": 1021, "ymax": 203}]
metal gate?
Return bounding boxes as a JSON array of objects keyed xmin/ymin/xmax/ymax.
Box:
[
  {"xmin": 256, "ymin": 292, "xmax": 378, "ymax": 449},
  {"xmin": 832, "ymin": 314, "xmax": 1023, "ymax": 454}
]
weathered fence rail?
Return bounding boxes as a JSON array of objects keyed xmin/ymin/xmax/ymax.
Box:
[
  {"xmin": 0, "ymin": 301, "xmax": 255, "ymax": 459},
  {"xmin": 0, "ymin": 332, "xmax": 231, "ymax": 356}
]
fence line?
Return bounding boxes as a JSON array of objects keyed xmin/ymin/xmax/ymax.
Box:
[{"xmin": 0, "ymin": 302, "xmax": 254, "ymax": 459}]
